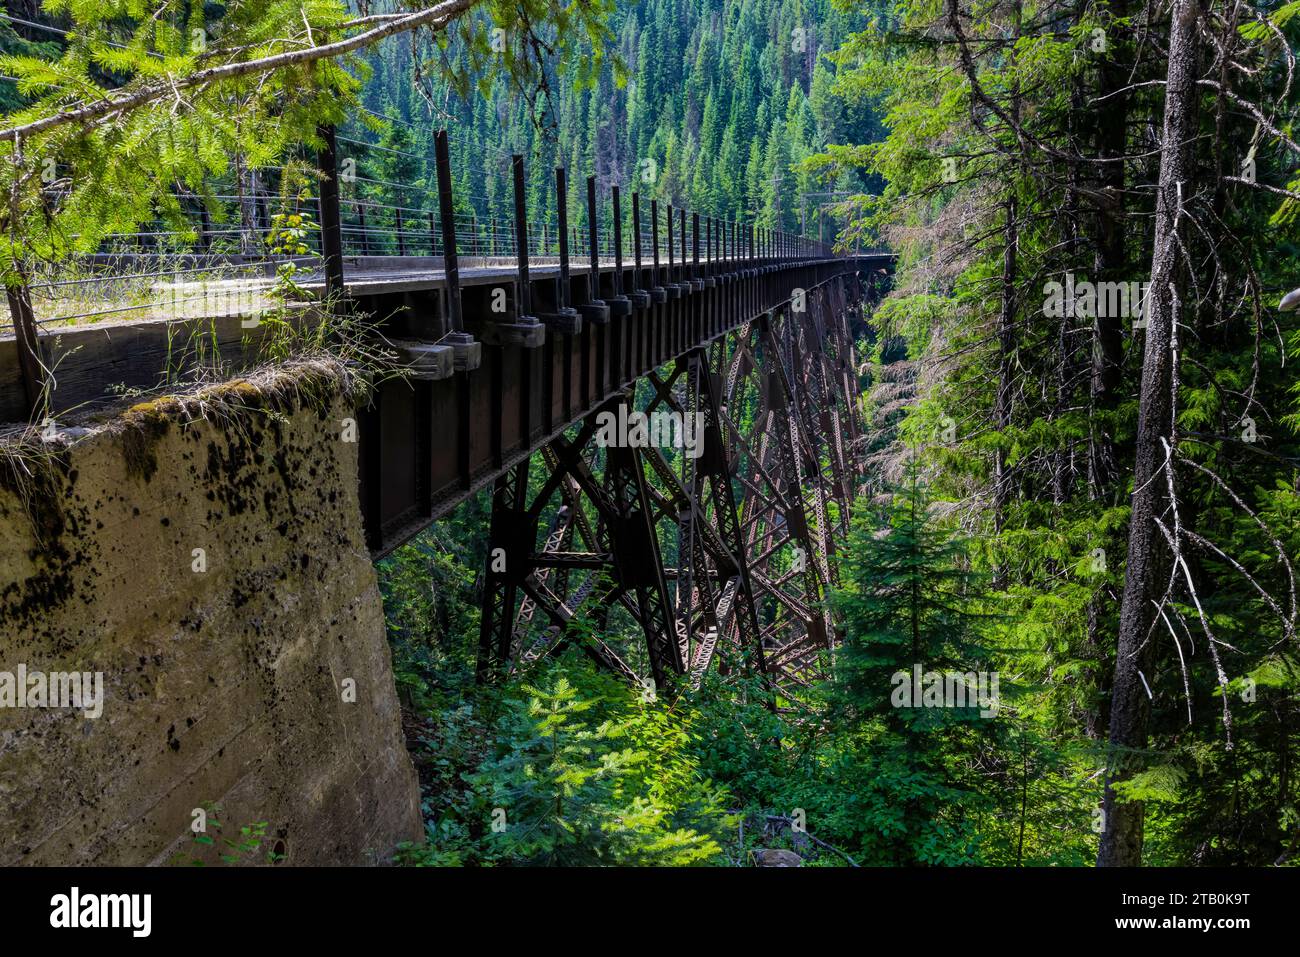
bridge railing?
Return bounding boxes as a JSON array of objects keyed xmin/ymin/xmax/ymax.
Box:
[{"xmin": 2, "ymin": 124, "xmax": 868, "ymax": 420}]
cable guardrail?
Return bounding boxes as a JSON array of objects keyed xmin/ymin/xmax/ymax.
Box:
[{"xmin": 2, "ymin": 121, "xmax": 853, "ymax": 418}]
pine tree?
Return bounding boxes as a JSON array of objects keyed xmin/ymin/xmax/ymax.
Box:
[
  {"xmin": 467, "ymin": 658, "xmax": 730, "ymax": 866},
  {"xmin": 830, "ymin": 466, "xmax": 1002, "ymax": 864}
]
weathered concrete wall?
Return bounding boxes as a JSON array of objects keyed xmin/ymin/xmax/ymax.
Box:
[{"xmin": 0, "ymin": 360, "xmax": 422, "ymax": 865}]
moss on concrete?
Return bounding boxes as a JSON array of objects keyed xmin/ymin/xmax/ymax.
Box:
[{"xmin": 0, "ymin": 360, "xmax": 420, "ymax": 865}]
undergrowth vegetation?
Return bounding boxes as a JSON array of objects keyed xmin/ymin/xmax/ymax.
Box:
[{"xmin": 378, "ymin": 471, "xmax": 1098, "ymax": 868}]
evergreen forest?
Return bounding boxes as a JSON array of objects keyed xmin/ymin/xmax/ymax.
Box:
[{"xmin": 2, "ymin": 0, "xmax": 1300, "ymax": 873}]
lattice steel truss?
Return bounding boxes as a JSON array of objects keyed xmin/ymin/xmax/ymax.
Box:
[{"xmin": 477, "ymin": 273, "xmax": 866, "ymax": 703}]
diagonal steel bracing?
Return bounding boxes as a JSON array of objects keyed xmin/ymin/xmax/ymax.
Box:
[{"xmin": 476, "ymin": 273, "xmax": 870, "ymax": 703}]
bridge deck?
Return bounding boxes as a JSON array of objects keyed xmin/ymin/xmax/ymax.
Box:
[
  {"xmin": 0, "ymin": 253, "xmax": 892, "ymax": 426},
  {"xmin": 1, "ymin": 253, "xmax": 886, "ymax": 333}
]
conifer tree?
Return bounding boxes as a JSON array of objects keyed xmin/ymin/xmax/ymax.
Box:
[{"xmin": 830, "ymin": 466, "xmax": 1002, "ymax": 864}]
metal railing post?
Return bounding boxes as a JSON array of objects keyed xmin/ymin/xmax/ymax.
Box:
[
  {"xmin": 434, "ymin": 130, "xmax": 477, "ymax": 369},
  {"xmin": 579, "ymin": 175, "xmax": 609, "ymax": 325},
  {"xmin": 631, "ymin": 192, "xmax": 651, "ymax": 310},
  {"xmin": 609, "ymin": 185, "xmax": 631, "ymax": 318},
  {"xmin": 316, "ymin": 124, "xmax": 345, "ymax": 299}
]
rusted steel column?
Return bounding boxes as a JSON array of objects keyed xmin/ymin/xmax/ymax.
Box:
[
  {"xmin": 481, "ymin": 151, "xmax": 543, "ymax": 467},
  {"xmin": 195, "ymin": 192, "xmax": 214, "ymax": 252},
  {"xmin": 706, "ymin": 217, "xmax": 714, "ymax": 280},
  {"xmin": 704, "ymin": 217, "xmax": 716, "ymax": 339},
  {"xmin": 431, "ymin": 132, "xmax": 483, "ymax": 382},
  {"xmin": 690, "ymin": 212, "xmax": 702, "ymax": 290},
  {"xmin": 478, "ymin": 152, "xmax": 542, "ymax": 350},
  {"xmin": 677, "ymin": 207, "xmax": 689, "ymax": 355},
  {"xmin": 542, "ymin": 166, "xmax": 581, "ymax": 426},
  {"xmin": 726, "ymin": 220, "xmax": 735, "ymax": 329},
  {"xmin": 665, "ymin": 202, "xmax": 679, "ymax": 363},
  {"xmin": 434, "ymin": 131, "xmax": 481, "ymax": 494},
  {"xmin": 666, "ymin": 203, "xmax": 678, "ymax": 294},
  {"xmin": 679, "ymin": 207, "xmax": 688, "ymax": 284},
  {"xmin": 434, "ymin": 130, "xmax": 473, "ymax": 356},
  {"xmin": 610, "ymin": 186, "xmax": 630, "ymax": 312},
  {"xmin": 681, "ymin": 208, "xmax": 691, "ymax": 361},
  {"xmin": 356, "ymin": 202, "xmax": 370, "ymax": 256},
  {"xmin": 748, "ymin": 224, "xmax": 755, "ymax": 315},
  {"xmin": 513, "ymin": 158, "xmax": 534, "ymax": 315},
  {"xmin": 630, "ymin": 192, "xmax": 652, "ymax": 314},
  {"xmin": 689, "ymin": 212, "xmax": 702, "ymax": 344},
  {"xmin": 630, "ymin": 192, "xmax": 652, "ymax": 375},
  {"xmin": 580, "ymin": 176, "xmax": 610, "ymax": 321},
  {"xmin": 543, "ymin": 169, "xmax": 580, "ymax": 325},
  {"xmin": 707, "ymin": 221, "xmax": 717, "ymax": 283},
  {"xmin": 608, "ymin": 185, "xmax": 632, "ymax": 386},
  {"xmin": 649, "ymin": 199, "xmax": 666, "ymax": 368},
  {"xmin": 582, "ymin": 175, "xmax": 610, "ymax": 400},
  {"xmin": 649, "ymin": 198, "xmax": 667, "ymax": 302}
]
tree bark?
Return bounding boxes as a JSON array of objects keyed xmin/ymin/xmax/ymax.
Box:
[
  {"xmin": 1097, "ymin": 0, "xmax": 1202, "ymax": 868},
  {"xmin": 1088, "ymin": 0, "xmax": 1130, "ymax": 494},
  {"xmin": 1084, "ymin": 0, "xmax": 1132, "ymax": 741},
  {"xmin": 992, "ymin": 192, "xmax": 1018, "ymax": 545},
  {"xmin": 991, "ymin": 0, "xmax": 1022, "ymax": 589}
]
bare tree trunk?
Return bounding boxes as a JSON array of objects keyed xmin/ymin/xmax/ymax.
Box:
[
  {"xmin": 1053, "ymin": 0, "xmax": 1087, "ymax": 507},
  {"xmin": 1084, "ymin": 0, "xmax": 1131, "ymax": 741},
  {"xmin": 993, "ymin": 194, "xmax": 1017, "ymax": 536},
  {"xmin": 1097, "ymin": 0, "xmax": 1202, "ymax": 868},
  {"xmin": 1088, "ymin": 0, "xmax": 1129, "ymax": 495},
  {"xmin": 991, "ymin": 0, "xmax": 1023, "ymax": 589}
]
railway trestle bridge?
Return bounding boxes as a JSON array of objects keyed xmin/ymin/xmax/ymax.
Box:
[{"xmin": 2, "ymin": 126, "xmax": 894, "ymax": 701}]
